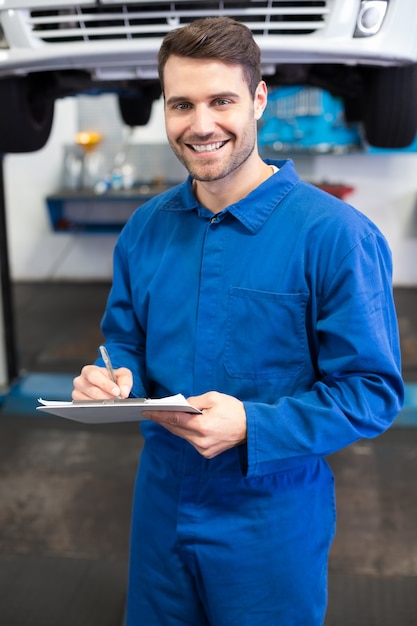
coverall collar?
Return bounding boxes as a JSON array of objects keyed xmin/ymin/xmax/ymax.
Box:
[{"xmin": 162, "ymin": 159, "xmax": 300, "ymax": 234}]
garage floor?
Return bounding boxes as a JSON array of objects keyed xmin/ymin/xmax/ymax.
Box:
[{"xmin": 1, "ymin": 282, "xmax": 417, "ymax": 626}]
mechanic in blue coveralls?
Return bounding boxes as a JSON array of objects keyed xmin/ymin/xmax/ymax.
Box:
[{"xmin": 72, "ymin": 17, "xmax": 404, "ymax": 626}]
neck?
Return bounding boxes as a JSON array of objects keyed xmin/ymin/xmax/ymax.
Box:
[{"xmin": 193, "ymin": 158, "xmax": 273, "ymax": 214}]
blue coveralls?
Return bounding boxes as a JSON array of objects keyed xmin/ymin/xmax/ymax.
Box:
[{"xmin": 99, "ymin": 159, "xmax": 404, "ymax": 625}]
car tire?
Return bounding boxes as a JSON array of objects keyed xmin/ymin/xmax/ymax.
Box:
[
  {"xmin": 0, "ymin": 77, "xmax": 55, "ymax": 154},
  {"xmin": 363, "ymin": 64, "xmax": 417, "ymax": 149},
  {"xmin": 117, "ymin": 83, "xmax": 161, "ymax": 127},
  {"xmin": 118, "ymin": 95, "xmax": 155, "ymax": 127}
]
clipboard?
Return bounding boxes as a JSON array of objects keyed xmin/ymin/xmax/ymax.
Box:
[{"xmin": 36, "ymin": 393, "xmax": 201, "ymax": 424}]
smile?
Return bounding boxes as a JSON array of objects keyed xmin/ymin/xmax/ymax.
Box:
[{"xmin": 189, "ymin": 141, "xmax": 228, "ymax": 153}]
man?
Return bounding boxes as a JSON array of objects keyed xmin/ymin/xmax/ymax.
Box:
[{"xmin": 72, "ymin": 17, "xmax": 404, "ymax": 625}]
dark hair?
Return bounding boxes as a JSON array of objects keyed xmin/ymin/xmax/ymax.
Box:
[{"xmin": 158, "ymin": 17, "xmax": 262, "ymax": 97}]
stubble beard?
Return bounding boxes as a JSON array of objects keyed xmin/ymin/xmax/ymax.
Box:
[{"xmin": 168, "ymin": 129, "xmax": 257, "ymax": 183}]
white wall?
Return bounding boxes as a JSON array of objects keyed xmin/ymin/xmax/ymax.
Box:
[
  {"xmin": 4, "ymin": 95, "xmax": 417, "ymax": 285},
  {"xmin": 311, "ymin": 152, "xmax": 417, "ymax": 286}
]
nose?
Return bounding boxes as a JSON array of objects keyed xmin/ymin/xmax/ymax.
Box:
[{"xmin": 189, "ymin": 104, "xmax": 215, "ymax": 136}]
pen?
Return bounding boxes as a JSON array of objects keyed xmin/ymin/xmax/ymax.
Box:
[{"xmin": 99, "ymin": 344, "xmax": 119, "ymax": 388}]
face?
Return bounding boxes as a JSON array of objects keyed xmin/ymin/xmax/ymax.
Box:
[{"xmin": 163, "ymin": 55, "xmax": 267, "ymax": 184}]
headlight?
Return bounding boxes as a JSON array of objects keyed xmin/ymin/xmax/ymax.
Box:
[{"xmin": 354, "ymin": 0, "xmax": 388, "ymax": 37}]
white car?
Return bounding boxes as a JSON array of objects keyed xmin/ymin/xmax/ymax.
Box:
[{"xmin": 1, "ymin": 0, "xmax": 417, "ymax": 152}]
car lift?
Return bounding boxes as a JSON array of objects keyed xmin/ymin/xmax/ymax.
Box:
[{"xmin": 0, "ymin": 155, "xmax": 17, "ymax": 389}]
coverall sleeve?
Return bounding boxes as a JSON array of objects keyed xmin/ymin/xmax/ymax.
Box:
[
  {"xmin": 243, "ymin": 230, "xmax": 404, "ymax": 477},
  {"xmin": 97, "ymin": 236, "xmax": 149, "ymax": 399}
]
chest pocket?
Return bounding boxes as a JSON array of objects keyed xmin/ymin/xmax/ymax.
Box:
[{"xmin": 225, "ymin": 287, "xmax": 308, "ymax": 380}]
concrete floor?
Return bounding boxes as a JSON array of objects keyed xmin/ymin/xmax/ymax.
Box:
[{"xmin": 0, "ymin": 282, "xmax": 416, "ymax": 625}]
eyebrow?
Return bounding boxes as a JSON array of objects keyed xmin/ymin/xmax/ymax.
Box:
[{"xmin": 165, "ymin": 92, "xmax": 241, "ymax": 106}]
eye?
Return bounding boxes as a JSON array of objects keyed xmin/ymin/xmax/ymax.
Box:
[
  {"xmin": 174, "ymin": 102, "xmax": 191, "ymax": 111},
  {"xmin": 215, "ymin": 99, "xmax": 231, "ymax": 106}
]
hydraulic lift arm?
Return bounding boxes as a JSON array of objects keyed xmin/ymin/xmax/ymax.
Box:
[{"xmin": 0, "ymin": 154, "xmax": 18, "ymax": 390}]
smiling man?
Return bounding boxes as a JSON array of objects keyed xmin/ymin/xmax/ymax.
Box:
[{"xmin": 72, "ymin": 17, "xmax": 404, "ymax": 626}]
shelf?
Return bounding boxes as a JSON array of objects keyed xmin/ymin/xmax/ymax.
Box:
[{"xmin": 46, "ymin": 184, "xmax": 174, "ymax": 233}]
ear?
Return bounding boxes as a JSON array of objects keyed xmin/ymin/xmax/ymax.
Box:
[{"xmin": 254, "ymin": 81, "xmax": 268, "ymax": 121}]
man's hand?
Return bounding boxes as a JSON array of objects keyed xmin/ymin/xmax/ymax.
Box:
[
  {"xmin": 144, "ymin": 391, "xmax": 247, "ymax": 458},
  {"xmin": 72, "ymin": 365, "xmax": 133, "ymax": 400}
]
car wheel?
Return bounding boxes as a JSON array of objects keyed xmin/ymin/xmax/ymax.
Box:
[
  {"xmin": 117, "ymin": 83, "xmax": 162, "ymax": 127},
  {"xmin": 363, "ymin": 64, "xmax": 417, "ymax": 149},
  {"xmin": 0, "ymin": 77, "xmax": 55, "ymax": 154},
  {"xmin": 118, "ymin": 95, "xmax": 155, "ymax": 126}
]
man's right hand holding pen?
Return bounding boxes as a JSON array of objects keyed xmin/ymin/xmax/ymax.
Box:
[{"xmin": 72, "ymin": 363, "xmax": 133, "ymax": 401}]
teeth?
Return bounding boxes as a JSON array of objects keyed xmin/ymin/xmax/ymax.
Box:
[{"xmin": 191, "ymin": 141, "xmax": 225, "ymax": 153}]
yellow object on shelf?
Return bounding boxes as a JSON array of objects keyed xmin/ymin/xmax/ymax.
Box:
[{"xmin": 75, "ymin": 131, "xmax": 102, "ymax": 152}]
